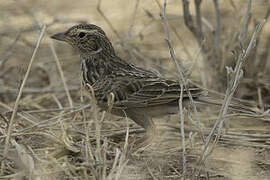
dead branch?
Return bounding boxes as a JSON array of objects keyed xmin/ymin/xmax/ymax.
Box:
[
  {"xmin": 213, "ymin": 0, "xmax": 221, "ymax": 60},
  {"xmin": 196, "ymin": 19, "xmax": 266, "ymax": 175},
  {"xmin": 182, "ymin": 0, "xmax": 206, "ymax": 53},
  {"xmin": 161, "ymin": 0, "xmax": 205, "ymax": 142}
]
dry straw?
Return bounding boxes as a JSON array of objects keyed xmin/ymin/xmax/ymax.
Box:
[{"xmin": 1, "ymin": 25, "xmax": 46, "ymax": 173}]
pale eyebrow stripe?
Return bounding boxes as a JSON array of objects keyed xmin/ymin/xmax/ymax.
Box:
[{"xmin": 79, "ymin": 29, "xmax": 98, "ymax": 34}]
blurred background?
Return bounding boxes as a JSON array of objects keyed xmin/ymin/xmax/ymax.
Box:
[{"xmin": 0, "ymin": 0, "xmax": 270, "ymax": 179}]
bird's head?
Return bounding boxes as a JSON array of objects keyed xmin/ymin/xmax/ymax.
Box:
[{"xmin": 51, "ymin": 24, "xmax": 115, "ymax": 57}]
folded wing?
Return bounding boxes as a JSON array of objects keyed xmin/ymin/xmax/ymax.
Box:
[{"xmin": 93, "ymin": 76, "xmax": 204, "ymax": 109}]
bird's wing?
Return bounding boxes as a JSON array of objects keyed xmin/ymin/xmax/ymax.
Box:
[{"xmin": 92, "ymin": 76, "xmax": 204, "ymax": 109}]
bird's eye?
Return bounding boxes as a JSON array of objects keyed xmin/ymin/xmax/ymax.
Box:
[{"xmin": 78, "ymin": 32, "xmax": 86, "ymax": 38}]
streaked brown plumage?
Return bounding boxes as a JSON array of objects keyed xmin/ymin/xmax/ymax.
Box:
[{"xmin": 51, "ymin": 24, "xmax": 206, "ymax": 149}]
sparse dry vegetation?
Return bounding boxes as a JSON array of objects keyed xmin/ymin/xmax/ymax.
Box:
[{"xmin": 0, "ymin": 0, "xmax": 270, "ymax": 179}]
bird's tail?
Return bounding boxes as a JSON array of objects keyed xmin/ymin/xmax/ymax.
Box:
[{"xmin": 195, "ymin": 93, "xmax": 261, "ymax": 115}]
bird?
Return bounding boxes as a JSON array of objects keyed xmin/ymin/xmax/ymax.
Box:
[{"xmin": 50, "ymin": 24, "xmax": 255, "ymax": 150}]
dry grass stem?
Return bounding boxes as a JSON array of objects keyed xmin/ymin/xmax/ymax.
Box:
[{"xmin": 1, "ymin": 25, "xmax": 46, "ymax": 173}]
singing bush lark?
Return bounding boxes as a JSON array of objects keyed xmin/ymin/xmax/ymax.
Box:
[{"xmin": 51, "ymin": 24, "xmax": 207, "ymax": 149}]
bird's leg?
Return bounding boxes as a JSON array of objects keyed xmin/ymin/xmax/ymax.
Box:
[
  {"xmin": 126, "ymin": 110, "xmax": 157, "ymax": 152},
  {"xmin": 132, "ymin": 119, "xmax": 156, "ymax": 151}
]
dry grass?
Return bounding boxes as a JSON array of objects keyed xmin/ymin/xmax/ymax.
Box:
[{"xmin": 1, "ymin": 0, "xmax": 270, "ymax": 179}]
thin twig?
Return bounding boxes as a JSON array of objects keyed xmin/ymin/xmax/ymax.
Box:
[
  {"xmin": 80, "ymin": 76, "xmax": 95, "ymax": 163},
  {"xmin": 213, "ymin": 0, "xmax": 221, "ymax": 60},
  {"xmin": 253, "ymin": 7, "xmax": 270, "ymax": 73},
  {"xmin": 115, "ymin": 117, "xmax": 130, "ymax": 179},
  {"xmin": 258, "ymin": 35, "xmax": 270, "ymax": 72},
  {"xmin": 161, "ymin": 0, "xmax": 205, "ymax": 142},
  {"xmin": 0, "ymin": 86, "xmax": 79, "ymax": 94},
  {"xmin": 182, "ymin": 0, "xmax": 206, "ymax": 53},
  {"xmin": 17, "ymin": 104, "xmax": 91, "ymax": 133},
  {"xmin": 239, "ymin": 0, "xmax": 252, "ymax": 46},
  {"xmin": 195, "ymin": 0, "xmax": 203, "ymax": 45},
  {"xmin": 1, "ymin": 25, "xmax": 46, "ymax": 173},
  {"xmin": 179, "ymin": 85, "xmax": 186, "ymax": 179},
  {"xmin": 6, "ymin": 105, "xmax": 90, "ymax": 114},
  {"xmin": 153, "ymin": 0, "xmax": 193, "ymax": 59},
  {"xmin": 0, "ymin": 102, "xmax": 38, "ymax": 126},
  {"xmin": 196, "ymin": 19, "xmax": 266, "ymax": 174}
]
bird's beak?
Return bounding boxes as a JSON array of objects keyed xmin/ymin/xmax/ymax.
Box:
[{"xmin": 51, "ymin": 32, "xmax": 68, "ymax": 42}]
